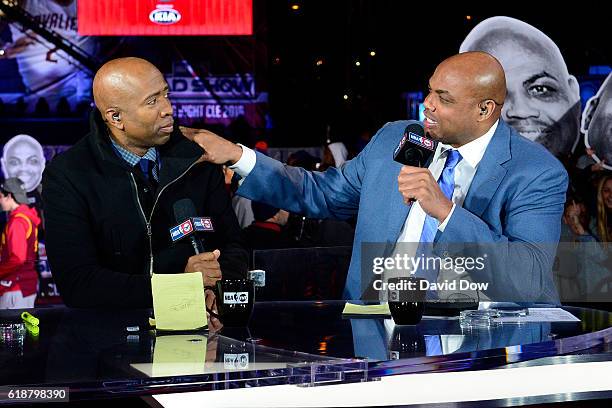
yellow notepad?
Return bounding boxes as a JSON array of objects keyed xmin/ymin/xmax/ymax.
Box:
[
  {"xmin": 151, "ymin": 273, "xmax": 207, "ymax": 331},
  {"xmin": 342, "ymin": 302, "xmax": 391, "ymax": 315}
]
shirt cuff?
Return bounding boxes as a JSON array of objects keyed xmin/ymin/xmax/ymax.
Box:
[
  {"xmin": 228, "ymin": 144, "xmax": 257, "ymax": 178},
  {"xmin": 438, "ymin": 203, "xmax": 456, "ymax": 232}
]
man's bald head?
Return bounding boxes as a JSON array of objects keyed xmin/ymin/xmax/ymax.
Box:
[
  {"xmin": 438, "ymin": 52, "xmax": 507, "ymax": 107},
  {"xmin": 423, "ymin": 52, "xmax": 506, "ymax": 146},
  {"xmin": 93, "ymin": 57, "xmax": 161, "ymax": 114},
  {"xmin": 92, "ymin": 57, "xmax": 174, "ymax": 156}
]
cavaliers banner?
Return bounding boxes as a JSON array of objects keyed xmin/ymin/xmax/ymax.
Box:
[
  {"xmin": 0, "ymin": 0, "xmax": 97, "ymax": 112},
  {"xmin": 1, "ymin": 1, "xmax": 260, "ymax": 121},
  {"xmin": 77, "ymin": 0, "xmax": 253, "ymax": 36}
]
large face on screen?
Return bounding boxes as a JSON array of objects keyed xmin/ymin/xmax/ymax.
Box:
[
  {"xmin": 582, "ymin": 73, "xmax": 612, "ymax": 167},
  {"xmin": 1, "ymin": 135, "xmax": 46, "ymax": 192},
  {"xmin": 460, "ymin": 17, "xmax": 581, "ymax": 158}
]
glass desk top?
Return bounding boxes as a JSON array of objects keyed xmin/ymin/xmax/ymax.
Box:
[{"xmin": 0, "ymin": 301, "xmax": 610, "ymax": 401}]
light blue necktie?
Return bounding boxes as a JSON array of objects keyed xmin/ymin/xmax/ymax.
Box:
[{"xmin": 414, "ymin": 149, "xmax": 462, "ymax": 283}]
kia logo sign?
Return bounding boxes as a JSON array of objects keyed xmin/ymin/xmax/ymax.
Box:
[{"xmin": 149, "ymin": 5, "xmax": 182, "ymax": 25}]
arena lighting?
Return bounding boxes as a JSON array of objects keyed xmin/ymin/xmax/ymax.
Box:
[
  {"xmin": 315, "ymin": 59, "xmax": 324, "ymax": 66},
  {"xmin": 370, "ymin": 50, "xmax": 376, "ymax": 57},
  {"xmin": 0, "ymin": 49, "xmax": 5, "ymax": 56},
  {"xmin": 466, "ymin": 15, "xmax": 472, "ymax": 20},
  {"xmin": 588, "ymin": 65, "xmax": 612, "ymax": 75},
  {"xmin": 343, "ymin": 94, "xmax": 349, "ymax": 100},
  {"xmin": 291, "ymin": 4, "xmax": 300, "ymax": 11},
  {"xmin": 355, "ymin": 60, "xmax": 361, "ymax": 67}
]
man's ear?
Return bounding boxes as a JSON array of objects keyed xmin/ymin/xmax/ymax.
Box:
[
  {"xmin": 581, "ymin": 96, "xmax": 599, "ymax": 134},
  {"xmin": 476, "ymin": 99, "xmax": 496, "ymax": 122},
  {"xmin": 104, "ymin": 108, "xmax": 124, "ymax": 131}
]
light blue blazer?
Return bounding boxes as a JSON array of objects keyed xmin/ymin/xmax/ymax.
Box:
[{"xmin": 237, "ymin": 120, "xmax": 568, "ymax": 303}]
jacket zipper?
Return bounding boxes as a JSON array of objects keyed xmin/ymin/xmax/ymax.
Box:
[{"xmin": 129, "ymin": 161, "xmax": 200, "ymax": 277}]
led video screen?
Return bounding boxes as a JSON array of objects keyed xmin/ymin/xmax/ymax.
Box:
[{"xmin": 77, "ymin": 0, "xmax": 252, "ymax": 36}]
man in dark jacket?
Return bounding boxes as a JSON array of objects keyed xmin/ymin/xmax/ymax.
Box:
[{"xmin": 42, "ymin": 57, "xmax": 248, "ymax": 311}]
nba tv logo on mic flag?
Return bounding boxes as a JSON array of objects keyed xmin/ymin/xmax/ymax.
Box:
[
  {"xmin": 170, "ymin": 219, "xmax": 194, "ymax": 242},
  {"xmin": 393, "ymin": 131, "xmax": 435, "ymax": 158},
  {"xmin": 192, "ymin": 217, "xmax": 215, "ymax": 232},
  {"xmin": 169, "ymin": 218, "xmax": 215, "ymax": 242},
  {"xmin": 408, "ymin": 132, "xmax": 435, "ymax": 150}
]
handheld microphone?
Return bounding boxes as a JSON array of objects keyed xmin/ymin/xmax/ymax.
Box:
[
  {"xmin": 393, "ymin": 121, "xmax": 437, "ymax": 167},
  {"xmin": 171, "ymin": 199, "xmax": 214, "ymax": 254}
]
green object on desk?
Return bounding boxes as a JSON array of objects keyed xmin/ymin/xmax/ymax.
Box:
[
  {"xmin": 24, "ymin": 321, "xmax": 39, "ymax": 336},
  {"xmin": 21, "ymin": 311, "xmax": 39, "ymax": 326}
]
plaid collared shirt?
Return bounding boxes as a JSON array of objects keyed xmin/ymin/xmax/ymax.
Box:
[{"xmin": 109, "ymin": 138, "xmax": 159, "ymax": 182}]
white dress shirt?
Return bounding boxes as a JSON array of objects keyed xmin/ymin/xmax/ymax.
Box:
[
  {"xmin": 397, "ymin": 120, "xmax": 499, "ymax": 242},
  {"xmin": 229, "ymin": 120, "xmax": 499, "ymax": 244}
]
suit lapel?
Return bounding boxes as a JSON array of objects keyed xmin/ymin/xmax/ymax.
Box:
[
  {"xmin": 386, "ymin": 160, "xmax": 412, "ymax": 243},
  {"xmin": 463, "ymin": 120, "xmax": 512, "ymax": 218}
]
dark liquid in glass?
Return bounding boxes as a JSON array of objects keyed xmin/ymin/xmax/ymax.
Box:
[{"xmin": 389, "ymin": 301, "xmax": 425, "ymax": 325}]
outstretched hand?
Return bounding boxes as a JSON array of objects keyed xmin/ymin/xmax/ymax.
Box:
[{"xmin": 180, "ymin": 126, "xmax": 243, "ymax": 165}]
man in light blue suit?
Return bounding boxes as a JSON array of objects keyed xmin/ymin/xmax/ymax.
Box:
[{"xmin": 184, "ymin": 52, "xmax": 567, "ymax": 303}]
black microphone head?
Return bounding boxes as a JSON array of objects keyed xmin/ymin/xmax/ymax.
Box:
[
  {"xmin": 405, "ymin": 122, "xmax": 425, "ymax": 138},
  {"xmin": 393, "ymin": 121, "xmax": 437, "ymax": 167},
  {"xmin": 173, "ymin": 198, "xmax": 198, "ymax": 224}
]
